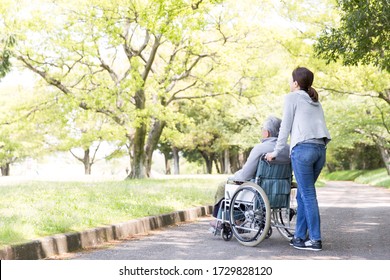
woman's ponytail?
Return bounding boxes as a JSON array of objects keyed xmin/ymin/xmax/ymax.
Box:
[
  {"xmin": 292, "ymin": 67, "xmax": 319, "ymax": 102},
  {"xmin": 308, "ymin": 87, "xmax": 318, "ymax": 102}
]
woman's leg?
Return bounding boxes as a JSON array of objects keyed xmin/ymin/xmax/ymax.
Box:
[
  {"xmin": 291, "ymin": 144, "xmax": 324, "ymax": 241},
  {"xmin": 294, "ymin": 186, "xmax": 307, "ymax": 239}
]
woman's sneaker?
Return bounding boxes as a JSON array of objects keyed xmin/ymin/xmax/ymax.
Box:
[
  {"xmin": 290, "ymin": 237, "xmax": 305, "ymax": 248},
  {"xmin": 302, "ymin": 240, "xmax": 322, "ymax": 251},
  {"xmin": 292, "ymin": 239, "xmax": 322, "ymax": 251}
]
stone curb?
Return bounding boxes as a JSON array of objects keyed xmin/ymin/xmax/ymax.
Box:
[{"xmin": 0, "ymin": 205, "xmax": 213, "ymax": 260}]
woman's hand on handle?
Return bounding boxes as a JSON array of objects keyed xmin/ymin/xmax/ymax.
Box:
[{"xmin": 265, "ymin": 153, "xmax": 275, "ymax": 162}]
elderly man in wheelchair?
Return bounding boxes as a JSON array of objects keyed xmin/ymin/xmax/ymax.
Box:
[{"xmin": 210, "ymin": 116, "xmax": 297, "ymax": 247}]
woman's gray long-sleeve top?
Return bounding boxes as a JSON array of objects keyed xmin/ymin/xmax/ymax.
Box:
[{"xmin": 270, "ymin": 90, "xmax": 331, "ymax": 159}]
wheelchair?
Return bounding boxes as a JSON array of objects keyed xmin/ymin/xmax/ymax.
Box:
[{"xmin": 211, "ymin": 155, "xmax": 297, "ymax": 247}]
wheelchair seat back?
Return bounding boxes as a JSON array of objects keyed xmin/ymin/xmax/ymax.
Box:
[{"xmin": 255, "ymin": 159, "xmax": 292, "ymax": 209}]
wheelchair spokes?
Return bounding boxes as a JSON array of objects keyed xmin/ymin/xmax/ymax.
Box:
[{"xmin": 229, "ymin": 182, "xmax": 271, "ymax": 247}]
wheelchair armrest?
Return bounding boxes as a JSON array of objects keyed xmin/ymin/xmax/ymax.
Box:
[{"xmin": 227, "ymin": 179, "xmax": 245, "ymax": 185}]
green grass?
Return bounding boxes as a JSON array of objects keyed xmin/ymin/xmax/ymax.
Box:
[
  {"xmin": 324, "ymin": 168, "xmax": 390, "ymax": 188},
  {"xmin": 0, "ymin": 176, "xmax": 225, "ymax": 248},
  {"xmin": 354, "ymin": 169, "xmax": 390, "ymax": 187},
  {"xmin": 323, "ymin": 170, "xmax": 367, "ymax": 181}
]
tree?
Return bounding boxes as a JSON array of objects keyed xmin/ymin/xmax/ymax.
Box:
[
  {"xmin": 314, "ymin": 63, "xmax": 390, "ymax": 174},
  {"xmin": 310, "ymin": 1, "xmax": 390, "ymax": 174},
  {"xmin": 0, "ymin": 0, "xmax": 15, "ymax": 80},
  {"xmin": 152, "ymin": 0, "xmax": 345, "ymax": 175},
  {"xmin": 176, "ymin": 93, "xmax": 271, "ymax": 174},
  {"xmin": 10, "ymin": 0, "xmax": 229, "ymax": 179},
  {"xmin": 326, "ymin": 93, "xmax": 390, "ymax": 173},
  {"xmin": 54, "ymin": 108, "xmax": 127, "ymax": 175},
  {"xmin": 316, "ymin": 0, "xmax": 390, "ymax": 72},
  {"xmin": 0, "ymin": 83, "xmax": 47, "ymax": 176},
  {"xmin": 8, "ymin": 0, "xmax": 389, "ymax": 177},
  {"xmin": 275, "ymin": 0, "xmax": 390, "ymax": 174},
  {"xmin": 0, "ymin": 35, "xmax": 14, "ymax": 80}
]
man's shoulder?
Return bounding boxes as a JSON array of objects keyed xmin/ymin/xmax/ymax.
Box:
[{"xmin": 252, "ymin": 140, "xmax": 276, "ymax": 151}]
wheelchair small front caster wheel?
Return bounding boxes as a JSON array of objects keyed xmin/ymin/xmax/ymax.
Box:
[{"xmin": 221, "ymin": 224, "xmax": 233, "ymax": 241}]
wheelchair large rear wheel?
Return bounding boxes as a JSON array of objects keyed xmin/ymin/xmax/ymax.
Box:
[
  {"xmin": 273, "ymin": 183, "xmax": 297, "ymax": 241},
  {"xmin": 229, "ymin": 182, "xmax": 271, "ymax": 247}
]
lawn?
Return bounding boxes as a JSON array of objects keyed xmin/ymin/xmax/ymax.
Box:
[
  {"xmin": 324, "ymin": 168, "xmax": 390, "ymax": 188},
  {"xmin": 0, "ymin": 175, "xmax": 225, "ymax": 248}
]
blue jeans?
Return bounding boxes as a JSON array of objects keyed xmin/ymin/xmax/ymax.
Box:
[{"xmin": 291, "ymin": 143, "xmax": 326, "ymax": 241}]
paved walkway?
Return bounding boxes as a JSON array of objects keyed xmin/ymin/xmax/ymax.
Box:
[{"xmin": 68, "ymin": 181, "xmax": 390, "ymax": 260}]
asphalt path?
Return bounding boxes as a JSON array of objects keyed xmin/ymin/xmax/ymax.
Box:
[{"xmin": 68, "ymin": 181, "xmax": 390, "ymax": 260}]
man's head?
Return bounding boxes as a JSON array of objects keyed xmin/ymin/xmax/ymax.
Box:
[{"xmin": 262, "ymin": 116, "xmax": 282, "ymax": 138}]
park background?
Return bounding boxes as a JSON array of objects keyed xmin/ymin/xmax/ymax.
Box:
[{"xmin": 1, "ymin": 0, "xmax": 389, "ymax": 250}]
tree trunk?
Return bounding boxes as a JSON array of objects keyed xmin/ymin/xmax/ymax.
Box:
[
  {"xmin": 229, "ymin": 151, "xmax": 240, "ymax": 173},
  {"xmin": 219, "ymin": 153, "xmax": 224, "ymax": 174},
  {"xmin": 145, "ymin": 119, "xmax": 166, "ymax": 177},
  {"xmin": 172, "ymin": 146, "xmax": 180, "ymax": 175},
  {"xmin": 0, "ymin": 163, "xmax": 10, "ymax": 176},
  {"xmin": 129, "ymin": 87, "xmax": 147, "ymax": 179},
  {"xmin": 200, "ymin": 151, "xmax": 214, "ymax": 174},
  {"xmin": 160, "ymin": 147, "xmax": 172, "ymax": 175},
  {"xmin": 382, "ymin": 150, "xmax": 390, "ymax": 175},
  {"xmin": 374, "ymin": 137, "xmax": 390, "ymax": 175},
  {"xmin": 125, "ymin": 134, "xmax": 134, "ymax": 179},
  {"xmin": 223, "ymin": 149, "xmax": 230, "ymax": 174},
  {"xmin": 205, "ymin": 158, "xmax": 213, "ymax": 174},
  {"xmin": 129, "ymin": 36, "xmax": 161, "ymax": 179},
  {"xmin": 165, "ymin": 157, "xmax": 171, "ymax": 175},
  {"xmin": 130, "ymin": 124, "xmax": 147, "ymax": 178},
  {"xmin": 214, "ymin": 159, "xmax": 221, "ymax": 174},
  {"xmin": 83, "ymin": 149, "xmax": 92, "ymax": 175},
  {"xmin": 70, "ymin": 148, "xmax": 93, "ymax": 175}
]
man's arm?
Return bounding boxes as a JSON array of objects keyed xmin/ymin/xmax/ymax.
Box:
[{"xmin": 234, "ymin": 143, "xmax": 273, "ymax": 181}]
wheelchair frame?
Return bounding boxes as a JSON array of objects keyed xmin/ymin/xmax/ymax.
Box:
[{"xmin": 212, "ymin": 157, "xmax": 297, "ymax": 247}]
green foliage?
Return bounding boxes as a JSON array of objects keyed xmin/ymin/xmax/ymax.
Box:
[
  {"xmin": 0, "ymin": 79, "xmax": 47, "ymax": 173},
  {"xmin": 0, "ymin": 35, "xmax": 15, "ymax": 79},
  {"xmin": 1, "ymin": 0, "xmax": 390, "ymax": 176},
  {"xmin": 6, "ymin": 0, "xmax": 240, "ymax": 177},
  {"xmin": 326, "ymin": 143, "xmax": 383, "ymax": 172},
  {"xmin": 316, "ymin": 0, "xmax": 390, "ymax": 72},
  {"xmin": 311, "ymin": 61, "xmax": 390, "ymax": 172},
  {"xmin": 0, "ymin": 0, "xmax": 15, "ymax": 79},
  {"xmin": 0, "ymin": 122, "xmax": 43, "ymax": 175}
]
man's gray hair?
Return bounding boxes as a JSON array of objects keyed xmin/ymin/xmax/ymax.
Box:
[{"xmin": 263, "ymin": 116, "xmax": 282, "ymax": 137}]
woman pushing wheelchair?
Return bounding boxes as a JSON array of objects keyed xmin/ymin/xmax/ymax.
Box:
[{"xmin": 266, "ymin": 67, "xmax": 331, "ymax": 251}]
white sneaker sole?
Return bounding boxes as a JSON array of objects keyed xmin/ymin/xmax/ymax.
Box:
[{"xmin": 293, "ymin": 245, "xmax": 322, "ymax": 251}]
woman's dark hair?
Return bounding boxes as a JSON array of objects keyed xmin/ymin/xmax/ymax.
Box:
[{"xmin": 292, "ymin": 67, "xmax": 318, "ymax": 102}]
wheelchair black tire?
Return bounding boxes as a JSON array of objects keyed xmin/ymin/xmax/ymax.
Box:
[{"xmin": 229, "ymin": 182, "xmax": 271, "ymax": 247}]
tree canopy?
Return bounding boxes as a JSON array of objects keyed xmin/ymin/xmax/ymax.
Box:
[
  {"xmin": 316, "ymin": 0, "xmax": 390, "ymax": 72},
  {"xmin": 1, "ymin": 0, "xmax": 390, "ymax": 177}
]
